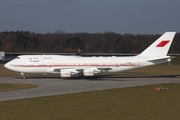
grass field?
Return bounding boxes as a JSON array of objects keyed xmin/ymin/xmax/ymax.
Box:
[
  {"xmin": 0, "ymin": 63, "xmax": 180, "ymax": 120},
  {"xmin": 0, "ymin": 83, "xmax": 180, "ymax": 120}
]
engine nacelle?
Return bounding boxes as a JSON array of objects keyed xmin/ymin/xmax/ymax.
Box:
[
  {"xmin": 83, "ymin": 69, "xmax": 101, "ymax": 76},
  {"xmin": 60, "ymin": 69, "xmax": 79, "ymax": 78}
]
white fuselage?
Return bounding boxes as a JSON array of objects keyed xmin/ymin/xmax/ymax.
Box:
[{"xmin": 4, "ymin": 55, "xmax": 168, "ymax": 74}]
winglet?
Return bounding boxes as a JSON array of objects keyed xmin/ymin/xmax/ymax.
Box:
[{"xmin": 138, "ymin": 32, "xmax": 176, "ymax": 57}]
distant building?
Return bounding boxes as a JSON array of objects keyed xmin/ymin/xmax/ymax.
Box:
[{"xmin": 0, "ymin": 51, "xmax": 5, "ymax": 60}]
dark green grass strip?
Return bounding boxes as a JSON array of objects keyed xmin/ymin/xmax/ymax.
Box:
[{"xmin": 0, "ymin": 83, "xmax": 180, "ymax": 120}]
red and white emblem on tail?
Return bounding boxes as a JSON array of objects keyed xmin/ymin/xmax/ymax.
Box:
[
  {"xmin": 156, "ymin": 40, "xmax": 170, "ymax": 47},
  {"xmin": 138, "ymin": 32, "xmax": 176, "ymax": 57}
]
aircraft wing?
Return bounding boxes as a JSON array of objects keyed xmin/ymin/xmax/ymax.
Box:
[
  {"xmin": 96, "ymin": 67, "xmax": 113, "ymax": 71},
  {"xmin": 54, "ymin": 67, "xmax": 112, "ymax": 72},
  {"xmin": 52, "ymin": 67, "xmax": 113, "ymax": 77}
]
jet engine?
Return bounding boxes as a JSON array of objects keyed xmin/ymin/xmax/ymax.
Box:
[
  {"xmin": 60, "ymin": 69, "xmax": 79, "ymax": 78},
  {"xmin": 83, "ymin": 69, "xmax": 101, "ymax": 76}
]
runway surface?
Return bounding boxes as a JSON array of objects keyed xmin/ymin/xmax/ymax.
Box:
[{"xmin": 0, "ymin": 76, "xmax": 180, "ymax": 101}]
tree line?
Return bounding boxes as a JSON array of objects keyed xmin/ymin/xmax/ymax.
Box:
[{"xmin": 0, "ymin": 31, "xmax": 179, "ymax": 54}]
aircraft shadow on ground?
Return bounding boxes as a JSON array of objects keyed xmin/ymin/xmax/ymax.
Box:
[{"xmin": 13, "ymin": 74, "xmax": 180, "ymax": 80}]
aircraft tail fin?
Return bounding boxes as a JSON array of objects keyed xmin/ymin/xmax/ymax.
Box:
[{"xmin": 138, "ymin": 32, "xmax": 176, "ymax": 57}]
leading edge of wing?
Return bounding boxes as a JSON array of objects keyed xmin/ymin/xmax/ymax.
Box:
[{"xmin": 53, "ymin": 67, "xmax": 112, "ymax": 72}]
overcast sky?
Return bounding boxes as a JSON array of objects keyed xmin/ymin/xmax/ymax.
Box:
[{"xmin": 0, "ymin": 0, "xmax": 180, "ymax": 34}]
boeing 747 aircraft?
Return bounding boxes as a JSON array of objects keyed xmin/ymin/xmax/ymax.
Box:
[{"xmin": 4, "ymin": 32, "xmax": 176, "ymax": 79}]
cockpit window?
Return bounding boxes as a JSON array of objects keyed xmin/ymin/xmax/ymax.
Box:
[{"xmin": 16, "ymin": 57, "xmax": 20, "ymax": 59}]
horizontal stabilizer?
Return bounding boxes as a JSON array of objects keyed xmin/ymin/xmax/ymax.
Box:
[{"xmin": 147, "ymin": 56, "xmax": 171, "ymax": 62}]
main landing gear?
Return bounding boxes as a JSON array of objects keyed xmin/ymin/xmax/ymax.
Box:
[
  {"xmin": 21, "ymin": 73, "xmax": 26, "ymax": 79},
  {"xmin": 78, "ymin": 76, "xmax": 94, "ymax": 79}
]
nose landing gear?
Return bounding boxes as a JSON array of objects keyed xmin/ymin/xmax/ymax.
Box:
[{"xmin": 21, "ymin": 73, "xmax": 26, "ymax": 79}]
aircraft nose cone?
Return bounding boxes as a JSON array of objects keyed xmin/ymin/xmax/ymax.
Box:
[{"xmin": 4, "ymin": 62, "xmax": 10, "ymax": 69}]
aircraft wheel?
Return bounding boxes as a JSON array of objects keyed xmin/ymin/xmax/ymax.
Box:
[{"xmin": 20, "ymin": 73, "xmax": 26, "ymax": 79}]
